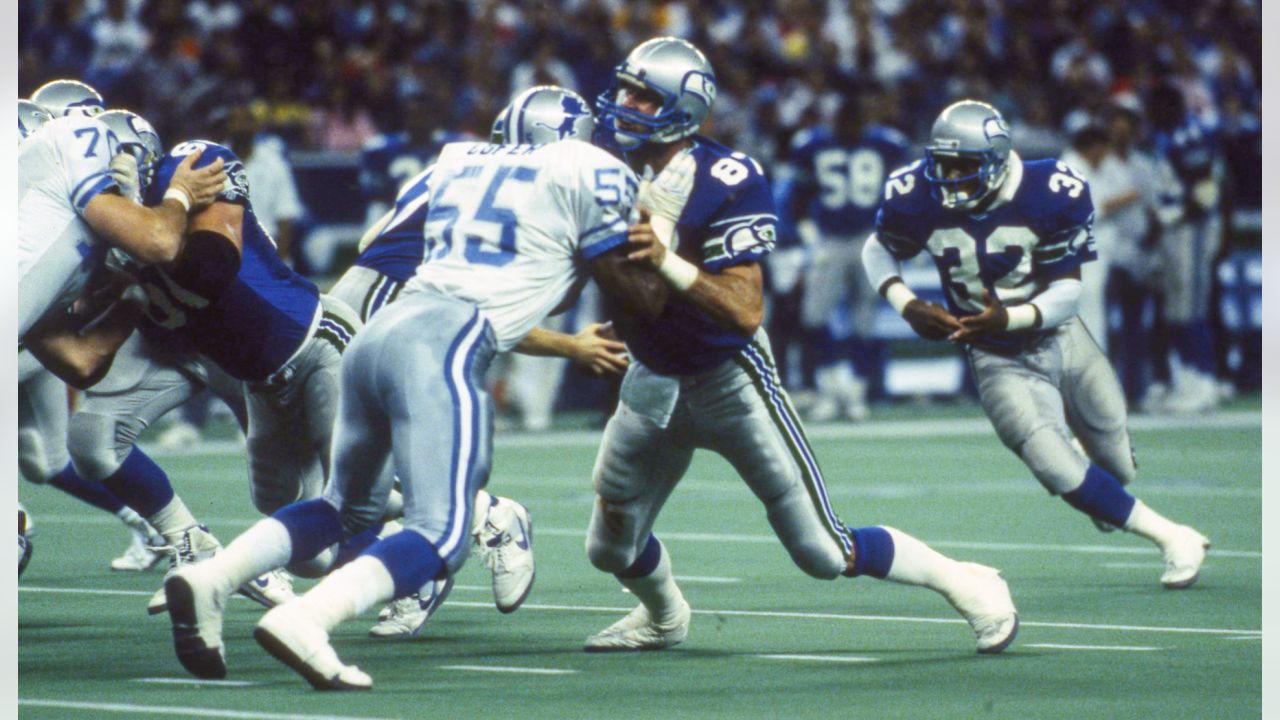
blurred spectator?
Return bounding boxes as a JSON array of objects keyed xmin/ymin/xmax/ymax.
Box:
[
  {"xmin": 310, "ymin": 84, "xmax": 378, "ymax": 152},
  {"xmin": 223, "ymin": 104, "xmax": 305, "ymax": 264},
  {"xmin": 84, "ymin": 0, "xmax": 149, "ymax": 94}
]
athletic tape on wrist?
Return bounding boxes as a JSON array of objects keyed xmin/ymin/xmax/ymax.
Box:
[
  {"xmin": 163, "ymin": 188, "xmax": 191, "ymax": 212},
  {"xmin": 658, "ymin": 251, "xmax": 698, "ymax": 291},
  {"xmin": 885, "ymin": 282, "xmax": 917, "ymax": 315}
]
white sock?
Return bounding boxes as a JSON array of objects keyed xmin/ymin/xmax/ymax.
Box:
[
  {"xmin": 201, "ymin": 518, "xmax": 293, "ymax": 597},
  {"xmin": 470, "ymin": 490, "xmax": 495, "ymax": 536},
  {"xmin": 294, "ymin": 555, "xmax": 396, "ymax": 632},
  {"xmin": 880, "ymin": 526, "xmax": 961, "ymax": 593},
  {"xmin": 147, "ymin": 496, "xmax": 199, "ymax": 542},
  {"xmin": 1124, "ymin": 500, "xmax": 1181, "ymax": 547},
  {"xmin": 618, "ymin": 541, "xmax": 685, "ymax": 622}
]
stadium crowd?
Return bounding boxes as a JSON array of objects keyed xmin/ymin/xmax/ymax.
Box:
[{"xmin": 18, "ymin": 0, "xmax": 1262, "ymax": 420}]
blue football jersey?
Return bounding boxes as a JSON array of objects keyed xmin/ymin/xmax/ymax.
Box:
[
  {"xmin": 140, "ymin": 141, "xmax": 320, "ymax": 381},
  {"xmin": 359, "ymin": 133, "xmax": 439, "ymax": 203},
  {"xmin": 875, "ymin": 157, "xmax": 1097, "ymax": 351},
  {"xmin": 355, "ymin": 163, "xmax": 434, "ymax": 282},
  {"xmin": 615, "ymin": 136, "xmax": 778, "ymax": 376},
  {"xmin": 790, "ymin": 125, "xmax": 909, "ymax": 235}
]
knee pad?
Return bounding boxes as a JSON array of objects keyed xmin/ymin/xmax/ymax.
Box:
[
  {"xmin": 66, "ymin": 412, "xmax": 136, "ymax": 482},
  {"xmin": 585, "ymin": 498, "xmax": 642, "ymax": 574},
  {"xmin": 286, "ymin": 546, "xmax": 337, "ymax": 578},
  {"xmin": 1021, "ymin": 425, "xmax": 1091, "ymax": 495},
  {"xmin": 763, "ymin": 483, "xmax": 844, "ymax": 580},
  {"xmin": 18, "ymin": 429, "xmax": 51, "ymax": 484}
]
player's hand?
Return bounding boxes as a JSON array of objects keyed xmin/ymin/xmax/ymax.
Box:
[
  {"xmin": 638, "ymin": 148, "xmax": 697, "ymax": 221},
  {"xmin": 169, "ymin": 149, "xmax": 227, "ymax": 212},
  {"xmin": 625, "ymin": 215, "xmax": 668, "ymax": 269},
  {"xmin": 110, "ymin": 153, "xmax": 141, "ymax": 201},
  {"xmin": 568, "ymin": 322, "xmax": 629, "ymax": 376},
  {"xmin": 902, "ymin": 298, "xmax": 962, "ymax": 341},
  {"xmin": 948, "ymin": 290, "xmax": 1008, "ymax": 344}
]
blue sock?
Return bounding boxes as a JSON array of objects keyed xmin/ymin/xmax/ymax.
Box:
[
  {"xmin": 99, "ymin": 447, "xmax": 175, "ymax": 517},
  {"xmin": 48, "ymin": 463, "xmax": 126, "ymax": 514},
  {"xmin": 272, "ymin": 498, "xmax": 344, "ymax": 566},
  {"xmin": 848, "ymin": 526, "xmax": 895, "ymax": 579},
  {"xmin": 1190, "ymin": 320, "xmax": 1217, "ymax": 374},
  {"xmin": 616, "ymin": 533, "xmax": 662, "ymax": 579},
  {"xmin": 1062, "ymin": 465, "xmax": 1136, "ymax": 528},
  {"xmin": 332, "ymin": 523, "xmax": 385, "ymax": 570},
  {"xmin": 362, "ymin": 530, "xmax": 444, "ymax": 598}
]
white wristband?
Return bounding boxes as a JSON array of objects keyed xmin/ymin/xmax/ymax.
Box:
[
  {"xmin": 658, "ymin": 251, "xmax": 699, "ymax": 292},
  {"xmin": 650, "ymin": 215, "xmax": 678, "ymax": 250},
  {"xmin": 163, "ymin": 188, "xmax": 191, "ymax": 212},
  {"xmin": 885, "ymin": 281, "xmax": 917, "ymax": 315},
  {"xmin": 1005, "ymin": 304, "xmax": 1039, "ymax": 331}
]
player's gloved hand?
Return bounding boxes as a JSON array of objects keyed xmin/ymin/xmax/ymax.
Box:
[
  {"xmin": 638, "ymin": 148, "xmax": 696, "ymax": 250},
  {"xmin": 948, "ymin": 290, "xmax": 1011, "ymax": 344},
  {"xmin": 569, "ymin": 322, "xmax": 629, "ymax": 377},
  {"xmin": 902, "ymin": 298, "xmax": 962, "ymax": 341},
  {"xmin": 110, "ymin": 152, "xmax": 141, "ymax": 202},
  {"xmin": 168, "ymin": 148, "xmax": 227, "ymax": 212}
]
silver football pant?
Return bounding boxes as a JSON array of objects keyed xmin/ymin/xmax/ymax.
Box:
[
  {"xmin": 967, "ymin": 317, "xmax": 1136, "ymax": 496},
  {"xmin": 18, "ymin": 366, "xmax": 70, "ymax": 484},
  {"xmin": 587, "ymin": 330, "xmax": 854, "ymax": 580}
]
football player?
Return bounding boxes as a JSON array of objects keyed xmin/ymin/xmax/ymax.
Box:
[
  {"xmin": 160, "ymin": 103, "xmax": 666, "ymax": 688},
  {"xmin": 330, "ymin": 85, "xmax": 627, "ymax": 638},
  {"xmin": 62, "ymin": 112, "xmax": 377, "ymax": 615},
  {"xmin": 789, "ymin": 96, "xmax": 909, "ymax": 420},
  {"xmin": 861, "ymin": 99, "xmax": 1210, "ymax": 588},
  {"xmin": 579, "ymin": 38, "xmax": 1017, "ymax": 655}
]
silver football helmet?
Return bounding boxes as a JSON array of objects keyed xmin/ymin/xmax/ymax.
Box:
[
  {"xmin": 18, "ymin": 99, "xmax": 52, "ymax": 142},
  {"xmin": 31, "ymin": 79, "xmax": 105, "ymax": 118},
  {"xmin": 924, "ymin": 100, "xmax": 1012, "ymax": 211},
  {"xmin": 491, "ymin": 85, "xmax": 596, "ymax": 145},
  {"xmin": 96, "ymin": 109, "xmax": 164, "ymax": 193},
  {"xmin": 596, "ymin": 37, "xmax": 716, "ymax": 149}
]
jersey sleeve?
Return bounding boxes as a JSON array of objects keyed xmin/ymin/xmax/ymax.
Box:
[
  {"xmin": 59, "ymin": 117, "xmax": 118, "ymax": 214},
  {"xmin": 574, "ymin": 148, "xmax": 636, "ymax": 261},
  {"xmin": 697, "ymin": 164, "xmax": 778, "ymax": 272},
  {"xmin": 1032, "ymin": 173, "xmax": 1097, "ymax": 278},
  {"xmin": 874, "ymin": 202, "xmax": 924, "ymax": 260}
]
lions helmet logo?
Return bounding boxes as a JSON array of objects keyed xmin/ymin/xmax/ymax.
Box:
[{"xmin": 535, "ymin": 95, "xmax": 591, "ymax": 140}]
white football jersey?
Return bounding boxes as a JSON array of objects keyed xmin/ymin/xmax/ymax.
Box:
[
  {"xmin": 406, "ymin": 140, "xmax": 637, "ymax": 350},
  {"xmin": 18, "ymin": 114, "xmax": 118, "ymax": 338}
]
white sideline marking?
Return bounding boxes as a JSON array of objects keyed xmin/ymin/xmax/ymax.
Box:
[
  {"xmin": 133, "ymin": 678, "xmax": 260, "ymax": 687},
  {"xmin": 675, "ymin": 575, "xmax": 742, "ymax": 584},
  {"xmin": 1224, "ymin": 636, "xmax": 1262, "ymax": 642},
  {"xmin": 754, "ymin": 654, "xmax": 878, "ymax": 663},
  {"xmin": 20, "ymin": 586, "xmax": 1261, "ymax": 637},
  {"xmin": 1025, "ymin": 643, "xmax": 1162, "ymax": 652},
  {"xmin": 139, "ymin": 409, "xmax": 1261, "ymax": 456},
  {"xmin": 1103, "ymin": 562, "xmax": 1169, "ymax": 569},
  {"xmin": 441, "ymin": 665, "xmax": 578, "ymax": 675},
  {"xmin": 18, "ymin": 699, "xmax": 398, "ymax": 720}
]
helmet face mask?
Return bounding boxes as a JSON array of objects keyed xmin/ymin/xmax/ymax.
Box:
[
  {"xmin": 595, "ymin": 37, "xmax": 716, "ymax": 150},
  {"xmin": 96, "ymin": 110, "xmax": 163, "ymax": 195},
  {"xmin": 492, "ymin": 85, "xmax": 596, "ymax": 146},
  {"xmin": 31, "ymin": 79, "xmax": 105, "ymax": 118},
  {"xmin": 924, "ymin": 100, "xmax": 1011, "ymax": 211}
]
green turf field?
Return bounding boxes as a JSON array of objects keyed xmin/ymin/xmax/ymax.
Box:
[{"xmin": 18, "ymin": 399, "xmax": 1262, "ymax": 719}]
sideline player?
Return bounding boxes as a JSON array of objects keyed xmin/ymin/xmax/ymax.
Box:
[
  {"xmin": 161, "ymin": 105, "xmax": 666, "ymax": 687},
  {"xmin": 861, "ymin": 99, "xmax": 1209, "ymax": 588},
  {"xmin": 580, "ymin": 38, "xmax": 1017, "ymax": 655}
]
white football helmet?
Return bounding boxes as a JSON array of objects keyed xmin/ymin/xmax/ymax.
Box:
[
  {"xmin": 491, "ymin": 85, "xmax": 595, "ymax": 145},
  {"xmin": 18, "ymin": 99, "xmax": 52, "ymax": 142},
  {"xmin": 595, "ymin": 37, "xmax": 716, "ymax": 150},
  {"xmin": 96, "ymin": 109, "xmax": 164, "ymax": 194},
  {"xmin": 924, "ymin": 99, "xmax": 1012, "ymax": 211},
  {"xmin": 31, "ymin": 79, "xmax": 106, "ymax": 118}
]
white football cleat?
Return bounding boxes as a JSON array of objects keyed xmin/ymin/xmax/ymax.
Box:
[
  {"xmin": 943, "ymin": 562, "xmax": 1019, "ymax": 654},
  {"xmin": 255, "ymin": 605, "xmax": 372, "ymax": 691},
  {"xmin": 473, "ymin": 498, "xmax": 535, "ymax": 613},
  {"xmin": 111, "ymin": 523, "xmax": 165, "ymax": 572},
  {"xmin": 1160, "ymin": 526, "xmax": 1210, "ymax": 589},
  {"xmin": 165, "ymin": 564, "xmax": 230, "ymax": 679},
  {"xmin": 237, "ymin": 568, "xmax": 297, "ymax": 608},
  {"xmin": 148, "ymin": 525, "xmax": 223, "ymax": 615},
  {"xmin": 583, "ymin": 600, "xmax": 691, "ymax": 652},
  {"xmin": 368, "ymin": 576, "xmax": 455, "ymax": 638}
]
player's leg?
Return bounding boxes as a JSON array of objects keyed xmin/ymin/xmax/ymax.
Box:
[
  {"xmin": 847, "ymin": 233, "xmax": 885, "ymax": 408},
  {"xmin": 255, "ymin": 296, "xmax": 497, "ymax": 689},
  {"xmin": 583, "ymin": 371, "xmax": 695, "ymax": 652},
  {"xmin": 1161, "ymin": 221, "xmax": 1217, "ymax": 412},
  {"xmin": 712, "ymin": 336, "xmax": 1017, "ymax": 653},
  {"xmin": 800, "ymin": 239, "xmax": 852, "ymax": 422},
  {"xmin": 1059, "ymin": 319, "xmax": 1210, "ymax": 587},
  {"xmin": 326, "ymin": 264, "xmax": 404, "ymax": 325}
]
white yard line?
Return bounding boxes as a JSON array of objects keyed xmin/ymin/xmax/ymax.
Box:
[
  {"xmin": 1024, "ymin": 643, "xmax": 1162, "ymax": 652},
  {"xmin": 753, "ymin": 654, "xmax": 878, "ymax": 663},
  {"xmin": 17, "ymin": 699, "xmax": 400, "ymax": 720},
  {"xmin": 440, "ymin": 665, "xmax": 578, "ymax": 675},
  {"xmin": 19, "ymin": 585, "xmax": 1261, "ymax": 636},
  {"xmin": 132, "ymin": 678, "xmax": 260, "ymax": 687}
]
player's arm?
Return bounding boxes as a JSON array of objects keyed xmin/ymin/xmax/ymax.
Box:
[
  {"xmin": 589, "ymin": 244, "xmax": 670, "ymax": 320},
  {"xmin": 160, "ymin": 199, "xmax": 245, "ymax": 300},
  {"xmin": 624, "ymin": 221, "xmax": 764, "ymax": 337},
  {"xmin": 948, "ymin": 268, "xmax": 1083, "ymax": 344},
  {"xmin": 23, "ymin": 281, "xmax": 147, "ymax": 389},
  {"xmin": 514, "ymin": 323, "xmax": 629, "ymax": 377},
  {"xmin": 81, "ymin": 150, "xmax": 228, "ymax": 265},
  {"xmin": 357, "ymin": 210, "xmax": 394, "ymax": 254},
  {"xmin": 862, "ymin": 232, "xmax": 961, "ymax": 341}
]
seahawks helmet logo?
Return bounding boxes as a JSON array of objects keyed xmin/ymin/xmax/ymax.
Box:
[
  {"xmin": 534, "ymin": 95, "xmax": 591, "ymax": 140},
  {"xmin": 983, "ymin": 116, "xmax": 1010, "ymax": 142}
]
